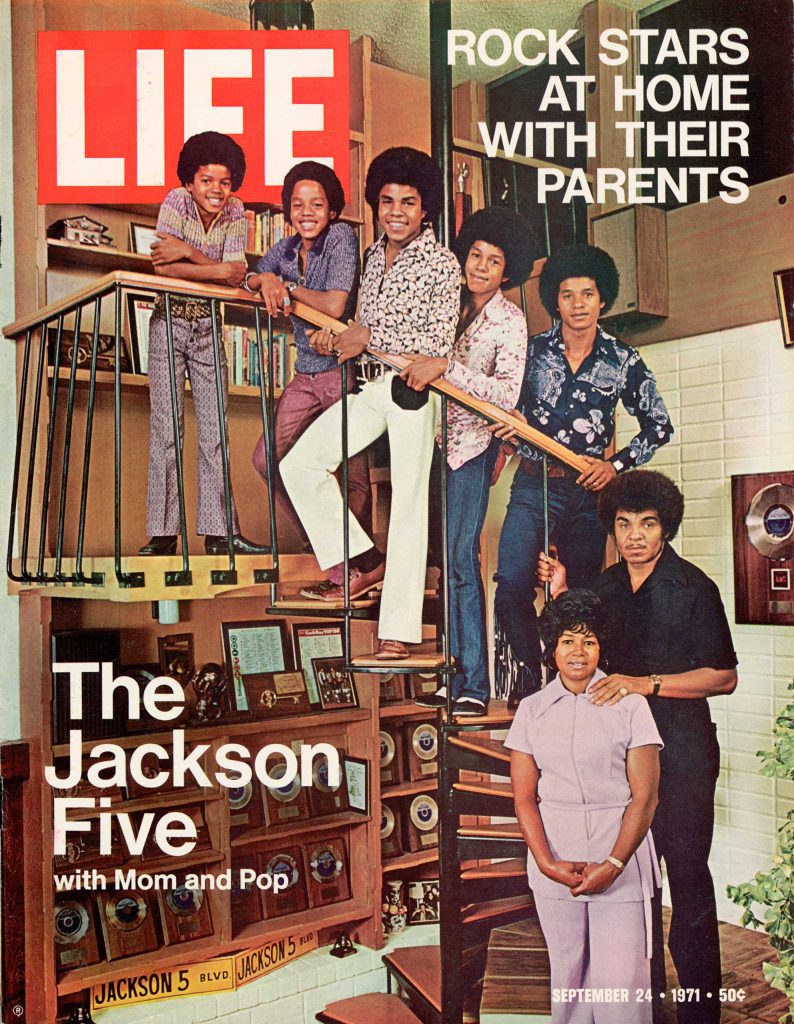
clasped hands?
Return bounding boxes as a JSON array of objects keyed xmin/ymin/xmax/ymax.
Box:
[
  {"xmin": 542, "ymin": 858, "xmax": 622, "ymax": 896},
  {"xmin": 309, "ymin": 325, "xmax": 448, "ymax": 389}
]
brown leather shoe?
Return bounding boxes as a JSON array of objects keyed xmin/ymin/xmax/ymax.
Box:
[
  {"xmin": 319, "ymin": 561, "xmax": 386, "ymax": 602},
  {"xmin": 374, "ymin": 639, "xmax": 410, "ymax": 660}
]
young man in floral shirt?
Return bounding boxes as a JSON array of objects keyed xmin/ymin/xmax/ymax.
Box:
[{"xmin": 494, "ymin": 244, "xmax": 674, "ymax": 704}]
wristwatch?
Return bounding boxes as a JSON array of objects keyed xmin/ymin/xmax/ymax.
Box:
[
  {"xmin": 284, "ymin": 280, "xmax": 299, "ymax": 294},
  {"xmin": 649, "ymin": 674, "xmax": 662, "ymax": 697}
]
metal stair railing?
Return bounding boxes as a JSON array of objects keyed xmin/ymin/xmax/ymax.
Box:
[{"xmin": 4, "ymin": 271, "xmax": 280, "ymax": 593}]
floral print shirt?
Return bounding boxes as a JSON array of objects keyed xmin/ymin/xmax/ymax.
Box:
[
  {"xmin": 441, "ymin": 289, "xmax": 528, "ymax": 470},
  {"xmin": 516, "ymin": 322, "xmax": 674, "ymax": 470},
  {"xmin": 359, "ymin": 228, "xmax": 460, "ymax": 359}
]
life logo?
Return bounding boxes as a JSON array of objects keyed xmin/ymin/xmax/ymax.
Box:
[{"xmin": 37, "ymin": 31, "xmax": 350, "ymax": 203}]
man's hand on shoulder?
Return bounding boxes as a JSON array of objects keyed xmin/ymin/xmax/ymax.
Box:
[{"xmin": 576, "ymin": 456, "xmax": 617, "ymax": 492}]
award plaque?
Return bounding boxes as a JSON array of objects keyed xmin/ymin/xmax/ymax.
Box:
[
  {"xmin": 54, "ymin": 897, "xmax": 101, "ymax": 971},
  {"xmin": 380, "ymin": 800, "xmax": 403, "ymax": 861},
  {"xmin": 222, "ymin": 619, "xmax": 292, "ymax": 716},
  {"xmin": 228, "ymin": 780, "xmax": 265, "ymax": 834},
  {"xmin": 125, "ymin": 743, "xmax": 202, "ymax": 799},
  {"xmin": 261, "ymin": 846, "xmax": 310, "ymax": 919},
  {"xmin": 379, "ymin": 673, "xmax": 405, "ymax": 704},
  {"xmin": 405, "ymin": 794, "xmax": 439, "ymax": 852},
  {"xmin": 379, "ymin": 726, "xmax": 403, "ymax": 786},
  {"xmin": 404, "ymin": 722, "xmax": 439, "ymax": 781},
  {"xmin": 96, "ymin": 890, "xmax": 159, "ymax": 960},
  {"xmin": 139, "ymin": 805, "xmax": 211, "ymax": 861},
  {"xmin": 245, "ymin": 670, "xmax": 311, "ymax": 719},
  {"xmin": 308, "ymin": 748, "xmax": 350, "ymax": 818},
  {"xmin": 409, "ymin": 672, "xmax": 439, "ymax": 699},
  {"xmin": 262, "ymin": 760, "xmax": 310, "ymax": 826},
  {"xmin": 54, "ymin": 822, "xmax": 126, "ymax": 871},
  {"xmin": 158, "ymin": 874, "xmax": 213, "ymax": 945},
  {"xmin": 306, "ymin": 836, "xmax": 351, "ymax": 908},
  {"xmin": 231, "ymin": 855, "xmax": 264, "ymax": 932}
]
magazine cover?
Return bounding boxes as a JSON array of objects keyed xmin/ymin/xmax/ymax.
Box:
[{"xmin": 1, "ymin": 2, "xmax": 793, "ymax": 1024}]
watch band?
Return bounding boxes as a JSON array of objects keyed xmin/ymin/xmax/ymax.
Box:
[
  {"xmin": 242, "ymin": 272, "xmax": 258, "ymax": 293},
  {"xmin": 649, "ymin": 674, "xmax": 662, "ymax": 697},
  {"xmin": 606, "ymin": 855, "xmax": 624, "ymax": 872},
  {"xmin": 285, "ymin": 280, "xmax": 299, "ymax": 294}
]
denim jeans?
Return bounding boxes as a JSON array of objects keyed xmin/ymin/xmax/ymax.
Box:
[
  {"xmin": 494, "ymin": 469, "xmax": 606, "ymax": 695},
  {"xmin": 447, "ymin": 442, "xmax": 499, "ymax": 703}
]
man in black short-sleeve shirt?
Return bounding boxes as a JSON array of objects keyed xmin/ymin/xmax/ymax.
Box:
[{"xmin": 539, "ymin": 470, "xmax": 737, "ymax": 1024}]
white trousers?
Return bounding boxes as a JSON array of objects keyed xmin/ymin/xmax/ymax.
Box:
[
  {"xmin": 280, "ymin": 373, "xmax": 437, "ymax": 643},
  {"xmin": 534, "ymin": 895, "xmax": 652, "ymax": 1024}
]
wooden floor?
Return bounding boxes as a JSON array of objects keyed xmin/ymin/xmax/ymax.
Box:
[{"xmin": 657, "ymin": 912, "xmax": 789, "ymax": 1024}]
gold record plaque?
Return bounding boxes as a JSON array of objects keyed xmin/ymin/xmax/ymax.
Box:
[
  {"xmin": 54, "ymin": 897, "xmax": 101, "ymax": 971},
  {"xmin": 308, "ymin": 749, "xmax": 350, "ymax": 817},
  {"xmin": 410, "ymin": 672, "xmax": 439, "ymax": 698},
  {"xmin": 261, "ymin": 846, "xmax": 310, "ymax": 919},
  {"xmin": 228, "ymin": 780, "xmax": 265, "ymax": 834},
  {"xmin": 380, "ymin": 800, "xmax": 403, "ymax": 860},
  {"xmin": 231, "ymin": 855, "xmax": 264, "ymax": 931},
  {"xmin": 307, "ymin": 836, "xmax": 351, "ymax": 908},
  {"xmin": 379, "ymin": 726, "xmax": 403, "ymax": 785},
  {"xmin": 379, "ymin": 672, "xmax": 405, "ymax": 704},
  {"xmin": 262, "ymin": 760, "xmax": 310, "ymax": 826},
  {"xmin": 405, "ymin": 794, "xmax": 439, "ymax": 852},
  {"xmin": 404, "ymin": 722, "xmax": 438, "ymax": 781},
  {"xmin": 97, "ymin": 890, "xmax": 159, "ymax": 960},
  {"xmin": 158, "ymin": 876, "xmax": 213, "ymax": 945}
]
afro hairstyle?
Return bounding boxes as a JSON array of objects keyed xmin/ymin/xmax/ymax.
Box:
[
  {"xmin": 539, "ymin": 243, "xmax": 620, "ymax": 317},
  {"xmin": 281, "ymin": 161, "xmax": 346, "ymax": 225},
  {"xmin": 177, "ymin": 132, "xmax": 246, "ymax": 192},
  {"xmin": 453, "ymin": 206, "xmax": 538, "ymax": 288},
  {"xmin": 538, "ymin": 589, "xmax": 612, "ymax": 672},
  {"xmin": 364, "ymin": 147, "xmax": 443, "ymax": 224},
  {"xmin": 597, "ymin": 470, "xmax": 685, "ymax": 540}
]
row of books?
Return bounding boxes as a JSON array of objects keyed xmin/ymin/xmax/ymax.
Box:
[
  {"xmin": 244, "ymin": 209, "xmax": 295, "ymax": 255},
  {"xmin": 222, "ymin": 325, "xmax": 294, "ymax": 390}
]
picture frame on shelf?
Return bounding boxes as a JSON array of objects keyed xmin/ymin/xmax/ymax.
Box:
[
  {"xmin": 312, "ymin": 657, "xmax": 359, "ymax": 711},
  {"xmin": 291, "ymin": 622, "xmax": 344, "ymax": 706},
  {"xmin": 343, "ymin": 755, "xmax": 369, "ymax": 815},
  {"xmin": 221, "ymin": 619, "xmax": 292, "ymax": 715},
  {"xmin": 407, "ymin": 880, "xmax": 440, "ymax": 924},
  {"xmin": 126, "ymin": 291, "xmax": 156, "ymax": 373},
  {"xmin": 773, "ymin": 268, "xmax": 794, "ymax": 348},
  {"xmin": 46, "ymin": 327, "xmax": 132, "ymax": 374},
  {"xmin": 128, "ymin": 221, "xmax": 159, "ymax": 256}
]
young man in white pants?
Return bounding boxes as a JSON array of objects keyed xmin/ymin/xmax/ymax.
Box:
[{"xmin": 280, "ymin": 147, "xmax": 460, "ymax": 659}]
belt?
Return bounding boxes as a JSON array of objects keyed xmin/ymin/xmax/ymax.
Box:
[
  {"xmin": 518, "ymin": 457, "xmax": 580, "ymax": 480},
  {"xmin": 356, "ymin": 353, "xmax": 391, "ymax": 385}
]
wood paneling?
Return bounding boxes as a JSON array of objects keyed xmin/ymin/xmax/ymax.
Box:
[
  {"xmin": 623, "ymin": 175, "xmax": 794, "ymax": 346},
  {"xmin": 370, "ymin": 64, "xmax": 431, "ymax": 157}
]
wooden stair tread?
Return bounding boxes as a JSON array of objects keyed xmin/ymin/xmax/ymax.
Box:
[
  {"xmin": 461, "ymin": 893, "xmax": 534, "ymax": 926},
  {"xmin": 481, "ymin": 916, "xmax": 551, "ymax": 1019},
  {"xmin": 382, "ymin": 945, "xmax": 441, "ymax": 1012},
  {"xmin": 459, "ymin": 822, "xmax": 522, "ymax": 840},
  {"xmin": 461, "ymin": 858, "xmax": 526, "ymax": 880},
  {"xmin": 351, "ymin": 643, "xmax": 445, "ymax": 669},
  {"xmin": 317, "ymin": 993, "xmax": 422, "ymax": 1024},
  {"xmin": 448, "ymin": 734, "xmax": 511, "ymax": 763},
  {"xmin": 445, "ymin": 699, "xmax": 514, "ymax": 726},
  {"xmin": 454, "ymin": 780, "xmax": 514, "ymax": 798}
]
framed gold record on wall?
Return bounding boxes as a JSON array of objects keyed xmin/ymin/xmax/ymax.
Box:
[
  {"xmin": 379, "ymin": 726, "xmax": 403, "ymax": 786},
  {"xmin": 404, "ymin": 721, "xmax": 438, "ymax": 781},
  {"xmin": 157, "ymin": 873, "xmax": 213, "ymax": 945},
  {"xmin": 308, "ymin": 748, "xmax": 350, "ymax": 818},
  {"xmin": 54, "ymin": 897, "xmax": 101, "ymax": 971},
  {"xmin": 228, "ymin": 780, "xmax": 265, "ymax": 834},
  {"xmin": 96, "ymin": 890, "xmax": 159, "ymax": 960},
  {"xmin": 230, "ymin": 855, "xmax": 264, "ymax": 932},
  {"xmin": 306, "ymin": 836, "xmax": 351, "ymax": 908},
  {"xmin": 404, "ymin": 793, "xmax": 439, "ymax": 852},
  {"xmin": 260, "ymin": 846, "xmax": 310, "ymax": 919},
  {"xmin": 380, "ymin": 800, "xmax": 403, "ymax": 861},
  {"xmin": 409, "ymin": 672, "xmax": 439, "ymax": 699},
  {"xmin": 262, "ymin": 760, "xmax": 310, "ymax": 826}
]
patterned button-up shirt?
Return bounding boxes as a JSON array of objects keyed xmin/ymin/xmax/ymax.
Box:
[
  {"xmin": 256, "ymin": 222, "xmax": 360, "ymax": 374},
  {"xmin": 359, "ymin": 228, "xmax": 460, "ymax": 359},
  {"xmin": 442, "ymin": 289, "xmax": 528, "ymax": 470},
  {"xmin": 516, "ymin": 322, "xmax": 674, "ymax": 470},
  {"xmin": 155, "ymin": 187, "xmax": 247, "ymax": 319}
]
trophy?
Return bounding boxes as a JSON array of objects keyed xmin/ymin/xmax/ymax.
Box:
[{"xmin": 190, "ymin": 662, "xmax": 228, "ymax": 723}]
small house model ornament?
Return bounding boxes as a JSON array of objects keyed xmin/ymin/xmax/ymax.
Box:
[{"xmin": 48, "ymin": 216, "xmax": 113, "ymax": 247}]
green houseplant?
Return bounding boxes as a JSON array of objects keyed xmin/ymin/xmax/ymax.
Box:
[{"xmin": 727, "ymin": 680, "xmax": 794, "ymax": 1023}]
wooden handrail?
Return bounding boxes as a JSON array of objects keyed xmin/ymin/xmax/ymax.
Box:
[
  {"xmin": 3, "ymin": 273, "xmax": 588, "ymax": 472},
  {"xmin": 291, "ymin": 299, "xmax": 589, "ymax": 473},
  {"xmin": 2, "ymin": 271, "xmax": 263, "ymax": 340}
]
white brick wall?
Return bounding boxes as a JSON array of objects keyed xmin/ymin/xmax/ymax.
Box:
[
  {"xmin": 93, "ymin": 925, "xmax": 439, "ymax": 1024},
  {"xmin": 615, "ymin": 319, "xmax": 794, "ymax": 922}
]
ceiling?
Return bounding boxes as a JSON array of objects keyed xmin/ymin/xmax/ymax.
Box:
[{"xmin": 189, "ymin": 0, "xmax": 662, "ymax": 83}]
